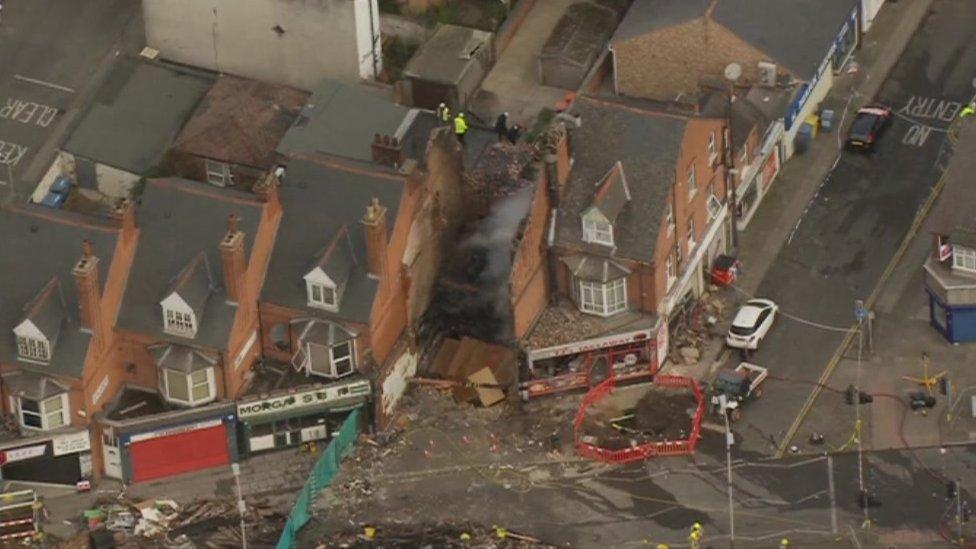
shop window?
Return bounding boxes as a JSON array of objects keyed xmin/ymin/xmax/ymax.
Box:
[
  {"xmin": 18, "ymin": 393, "xmax": 68, "ymax": 431},
  {"xmin": 163, "ymin": 367, "xmax": 216, "ymax": 406},
  {"xmin": 577, "ymin": 278, "xmax": 627, "ymax": 317},
  {"xmin": 15, "ymin": 335, "xmax": 50, "ymax": 363},
  {"xmin": 582, "ymin": 217, "xmax": 614, "ymax": 247},
  {"xmin": 953, "ymin": 246, "xmax": 976, "ymax": 273}
]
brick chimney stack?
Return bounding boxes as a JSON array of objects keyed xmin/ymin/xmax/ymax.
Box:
[
  {"xmin": 73, "ymin": 240, "xmax": 105, "ymax": 352},
  {"xmin": 111, "ymin": 199, "xmax": 136, "ymax": 244},
  {"xmin": 361, "ymin": 198, "xmax": 389, "ymax": 279},
  {"xmin": 371, "ymin": 134, "xmax": 404, "ymax": 168},
  {"xmin": 220, "ymin": 214, "xmax": 247, "ymax": 305}
]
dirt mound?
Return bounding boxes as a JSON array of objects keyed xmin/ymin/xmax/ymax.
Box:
[
  {"xmin": 580, "ymin": 386, "xmax": 698, "ymax": 450},
  {"xmin": 633, "ymin": 389, "xmax": 697, "ymax": 434}
]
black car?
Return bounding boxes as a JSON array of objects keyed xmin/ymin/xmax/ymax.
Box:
[{"xmin": 845, "ymin": 106, "xmax": 892, "ymax": 150}]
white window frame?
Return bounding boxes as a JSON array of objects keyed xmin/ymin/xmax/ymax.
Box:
[
  {"xmin": 687, "ymin": 163, "xmax": 697, "ymax": 200},
  {"xmin": 577, "ymin": 278, "xmax": 627, "ymax": 317},
  {"xmin": 707, "ymin": 194, "xmax": 722, "ymax": 221},
  {"xmin": 687, "ymin": 217, "xmax": 696, "ymax": 252},
  {"xmin": 307, "ymin": 281, "xmax": 339, "ymax": 311},
  {"xmin": 666, "ymin": 252, "xmax": 677, "ymax": 290},
  {"xmin": 164, "ymin": 308, "xmax": 196, "ymax": 337},
  {"xmin": 16, "ymin": 335, "xmax": 50, "ymax": 362},
  {"xmin": 329, "ymin": 341, "xmax": 355, "ymax": 378},
  {"xmin": 18, "ymin": 393, "xmax": 69, "ymax": 431},
  {"xmin": 162, "ymin": 367, "xmax": 216, "ymax": 406},
  {"xmin": 582, "ymin": 218, "xmax": 614, "ymax": 246},
  {"xmin": 205, "ymin": 160, "xmax": 232, "ymax": 187},
  {"xmin": 707, "ymin": 133, "xmax": 718, "ymax": 166},
  {"xmin": 953, "ymin": 246, "xmax": 976, "ymax": 273}
]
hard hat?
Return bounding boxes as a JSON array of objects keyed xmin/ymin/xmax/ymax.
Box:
[
  {"xmin": 459, "ymin": 112, "xmax": 465, "ymax": 118},
  {"xmin": 780, "ymin": 539, "xmax": 789, "ymax": 546},
  {"xmin": 692, "ymin": 522, "xmax": 702, "ymax": 529},
  {"xmin": 439, "ymin": 102, "xmax": 445, "ymax": 107}
]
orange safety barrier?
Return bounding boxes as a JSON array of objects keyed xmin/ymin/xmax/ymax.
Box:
[{"xmin": 573, "ymin": 374, "xmax": 705, "ymax": 464}]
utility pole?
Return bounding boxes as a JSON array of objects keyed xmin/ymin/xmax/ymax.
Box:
[
  {"xmin": 853, "ymin": 299, "xmax": 869, "ymax": 528},
  {"xmin": 719, "ymin": 394, "xmax": 735, "ymax": 547},
  {"xmin": 957, "ymin": 479, "xmax": 964, "ymax": 547},
  {"xmin": 232, "ymin": 463, "xmax": 248, "ymax": 549}
]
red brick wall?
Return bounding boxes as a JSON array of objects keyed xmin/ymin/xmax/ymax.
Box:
[{"xmin": 509, "ymin": 174, "xmax": 550, "ymax": 339}]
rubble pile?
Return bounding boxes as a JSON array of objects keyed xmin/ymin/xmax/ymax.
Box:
[
  {"xmin": 669, "ymin": 290, "xmax": 727, "ymax": 365},
  {"xmin": 464, "ymin": 143, "xmax": 535, "ymax": 200},
  {"xmin": 80, "ymin": 496, "xmax": 285, "ymax": 548},
  {"xmin": 315, "ymin": 522, "xmax": 555, "ymax": 548}
]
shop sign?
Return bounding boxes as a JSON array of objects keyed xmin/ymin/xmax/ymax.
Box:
[
  {"xmin": 129, "ymin": 418, "xmax": 223, "ymax": 443},
  {"xmin": 238, "ymin": 378, "xmax": 372, "ymax": 420},
  {"xmin": 529, "ymin": 328, "xmax": 652, "ymax": 362},
  {"xmin": 1, "ymin": 444, "xmax": 46, "ymax": 465},
  {"xmin": 52, "ymin": 431, "xmax": 91, "ymax": 456}
]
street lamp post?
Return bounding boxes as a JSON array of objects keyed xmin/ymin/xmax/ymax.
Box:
[
  {"xmin": 723, "ymin": 63, "xmax": 742, "ymax": 251},
  {"xmin": 232, "ymin": 463, "xmax": 248, "ymax": 549},
  {"xmin": 718, "ymin": 394, "xmax": 735, "ymax": 547}
]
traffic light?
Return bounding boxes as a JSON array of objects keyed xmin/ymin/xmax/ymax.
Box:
[
  {"xmin": 940, "ymin": 377, "xmax": 949, "ymax": 395},
  {"xmin": 947, "ymin": 481, "xmax": 958, "ymax": 499}
]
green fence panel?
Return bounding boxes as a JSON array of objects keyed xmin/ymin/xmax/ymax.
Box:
[{"xmin": 276, "ymin": 408, "xmax": 361, "ymax": 549}]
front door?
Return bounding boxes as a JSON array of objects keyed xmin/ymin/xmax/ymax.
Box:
[{"xmin": 102, "ymin": 430, "xmax": 122, "ymax": 479}]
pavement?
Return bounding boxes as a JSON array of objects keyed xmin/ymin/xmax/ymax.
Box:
[
  {"xmin": 0, "ymin": 0, "xmax": 143, "ymax": 200},
  {"xmin": 473, "ymin": 0, "xmax": 575, "ymax": 126},
  {"xmin": 4, "ymin": 444, "xmax": 318, "ymax": 540},
  {"xmin": 709, "ymin": 0, "xmax": 976, "ymax": 457}
]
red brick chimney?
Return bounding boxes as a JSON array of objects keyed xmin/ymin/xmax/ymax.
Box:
[
  {"xmin": 361, "ymin": 198, "xmax": 389, "ymax": 279},
  {"xmin": 73, "ymin": 240, "xmax": 105, "ymax": 353},
  {"xmin": 110, "ymin": 199, "xmax": 136, "ymax": 244},
  {"xmin": 220, "ymin": 214, "xmax": 247, "ymax": 305},
  {"xmin": 371, "ymin": 134, "xmax": 404, "ymax": 169}
]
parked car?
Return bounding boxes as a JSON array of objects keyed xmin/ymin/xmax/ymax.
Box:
[
  {"xmin": 726, "ymin": 299, "xmax": 778, "ymax": 350},
  {"xmin": 845, "ymin": 106, "xmax": 892, "ymax": 151},
  {"xmin": 38, "ymin": 175, "xmax": 71, "ymax": 209}
]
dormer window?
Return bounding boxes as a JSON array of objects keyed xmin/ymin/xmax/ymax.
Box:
[
  {"xmin": 161, "ymin": 293, "xmax": 198, "ymax": 337},
  {"xmin": 16, "ymin": 335, "xmax": 50, "ymax": 362},
  {"xmin": 582, "ymin": 217, "xmax": 614, "ymax": 247},
  {"xmin": 308, "ymin": 281, "xmax": 338, "ymax": 310},
  {"xmin": 953, "ymin": 245, "xmax": 976, "ymax": 273}
]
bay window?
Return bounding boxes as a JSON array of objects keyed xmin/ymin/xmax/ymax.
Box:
[
  {"xmin": 163, "ymin": 367, "xmax": 216, "ymax": 406},
  {"xmin": 19, "ymin": 393, "xmax": 68, "ymax": 430},
  {"xmin": 577, "ymin": 277, "xmax": 627, "ymax": 317},
  {"xmin": 953, "ymin": 246, "xmax": 976, "ymax": 273}
]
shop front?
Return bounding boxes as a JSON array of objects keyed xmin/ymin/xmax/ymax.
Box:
[
  {"xmin": 236, "ymin": 376, "xmax": 371, "ymax": 455},
  {"xmin": 520, "ymin": 320, "xmax": 667, "ymax": 400},
  {"xmin": 0, "ymin": 430, "xmax": 92, "ymax": 486},
  {"xmin": 736, "ymin": 121, "xmax": 784, "ymax": 230},
  {"xmin": 105, "ymin": 404, "xmax": 238, "ymax": 483}
]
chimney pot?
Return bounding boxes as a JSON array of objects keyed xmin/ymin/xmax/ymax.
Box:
[
  {"xmin": 219, "ymin": 217, "xmax": 246, "ymax": 304},
  {"xmin": 73, "ymin": 240, "xmax": 105, "ymax": 348},
  {"xmin": 362, "ymin": 198, "xmax": 389, "ymax": 279}
]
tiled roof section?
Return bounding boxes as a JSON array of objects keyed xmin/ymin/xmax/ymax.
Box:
[
  {"xmin": 277, "ymin": 79, "xmax": 416, "ymax": 163},
  {"xmin": 590, "ymin": 161, "xmax": 631, "ymax": 223},
  {"xmin": 612, "ymin": 0, "xmax": 710, "ymax": 42},
  {"xmin": 62, "ymin": 58, "xmax": 214, "ymax": 173},
  {"xmin": 22, "ymin": 278, "xmax": 66, "ymax": 345},
  {"xmin": 172, "ymin": 75, "xmax": 309, "ymax": 169},
  {"xmin": 0, "ymin": 371, "xmax": 68, "ymax": 401},
  {"xmin": 561, "ymin": 254, "xmax": 632, "ymax": 283},
  {"xmin": 261, "ymin": 155, "xmax": 406, "ymax": 324},
  {"xmin": 555, "ymin": 96, "xmax": 687, "ymax": 262},
  {"xmin": 116, "ymin": 178, "xmax": 264, "ymax": 349},
  {"xmin": 0, "ymin": 206, "xmax": 119, "ymax": 379},
  {"xmin": 149, "ymin": 344, "xmax": 219, "ymax": 373},
  {"xmin": 167, "ymin": 252, "xmax": 213, "ymax": 320},
  {"xmin": 310, "ymin": 225, "xmax": 357, "ymax": 290}
]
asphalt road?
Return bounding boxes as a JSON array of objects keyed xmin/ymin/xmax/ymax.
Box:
[
  {"xmin": 0, "ymin": 0, "xmax": 141, "ymax": 198},
  {"xmin": 731, "ymin": 0, "xmax": 976, "ymax": 455}
]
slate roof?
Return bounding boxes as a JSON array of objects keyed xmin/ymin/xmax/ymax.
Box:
[
  {"xmin": 561, "ymin": 254, "xmax": 632, "ymax": 283},
  {"xmin": 0, "ymin": 371, "xmax": 68, "ymax": 400},
  {"xmin": 588, "ymin": 162, "xmax": 631, "ymax": 222},
  {"xmin": 555, "ymin": 96, "xmax": 688, "ymax": 263},
  {"xmin": 21, "ymin": 278, "xmax": 67, "ymax": 346},
  {"xmin": 172, "ymin": 75, "xmax": 309, "ymax": 169},
  {"xmin": 0, "ymin": 206, "xmax": 119, "ymax": 379},
  {"xmin": 166, "ymin": 253, "xmax": 214, "ymax": 320},
  {"xmin": 700, "ymin": 91, "xmax": 768, "ymax": 153},
  {"xmin": 262, "ymin": 156, "xmax": 407, "ymax": 325},
  {"xmin": 309, "ymin": 225, "xmax": 357, "ymax": 290},
  {"xmin": 613, "ymin": 0, "xmax": 857, "ymax": 80},
  {"xmin": 277, "ymin": 79, "xmax": 418, "ymax": 163},
  {"xmin": 63, "ymin": 58, "xmax": 214, "ymax": 174},
  {"xmin": 403, "ymin": 24, "xmax": 492, "ymax": 86},
  {"xmin": 117, "ymin": 179, "xmax": 264, "ymax": 349},
  {"xmin": 298, "ymin": 320, "xmax": 358, "ymax": 347},
  {"xmin": 149, "ymin": 344, "xmax": 219, "ymax": 373}
]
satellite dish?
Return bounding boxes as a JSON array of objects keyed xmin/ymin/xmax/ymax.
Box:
[{"xmin": 724, "ymin": 62, "xmax": 742, "ymax": 82}]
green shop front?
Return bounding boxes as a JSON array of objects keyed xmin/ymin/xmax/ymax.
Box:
[{"xmin": 236, "ymin": 376, "xmax": 371, "ymax": 455}]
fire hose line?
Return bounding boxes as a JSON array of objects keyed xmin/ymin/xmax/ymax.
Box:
[{"xmin": 726, "ymin": 283, "xmax": 855, "ymax": 334}]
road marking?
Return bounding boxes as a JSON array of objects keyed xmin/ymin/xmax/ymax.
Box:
[
  {"xmin": 777, "ymin": 117, "xmax": 959, "ymax": 458},
  {"xmin": 897, "ymin": 95, "xmax": 962, "ymax": 122},
  {"xmin": 0, "ymin": 140, "xmax": 29, "ymax": 166},
  {"xmin": 902, "ymin": 124, "xmax": 933, "ymax": 147},
  {"xmin": 0, "ymin": 98, "xmax": 59, "ymax": 128},
  {"xmin": 13, "ymin": 74, "xmax": 75, "ymax": 94}
]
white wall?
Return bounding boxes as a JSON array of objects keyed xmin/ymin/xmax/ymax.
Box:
[
  {"xmin": 354, "ymin": 0, "xmax": 383, "ymax": 80},
  {"xmin": 95, "ymin": 163, "xmax": 141, "ymax": 199},
  {"xmin": 143, "ymin": 0, "xmax": 381, "ymax": 91},
  {"xmin": 783, "ymin": 68, "xmax": 833, "ymax": 160},
  {"xmin": 861, "ymin": 0, "xmax": 885, "ymax": 32}
]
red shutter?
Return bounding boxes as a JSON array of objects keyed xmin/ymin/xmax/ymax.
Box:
[{"xmin": 130, "ymin": 424, "xmax": 230, "ymax": 482}]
